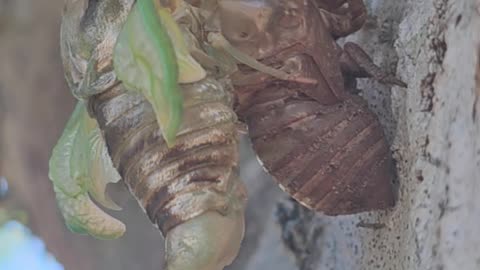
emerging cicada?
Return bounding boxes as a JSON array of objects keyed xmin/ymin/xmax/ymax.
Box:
[{"xmin": 53, "ymin": 1, "xmax": 247, "ymax": 269}]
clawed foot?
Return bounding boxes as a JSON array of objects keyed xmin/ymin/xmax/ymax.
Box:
[{"xmin": 340, "ymin": 42, "xmax": 407, "ymax": 88}]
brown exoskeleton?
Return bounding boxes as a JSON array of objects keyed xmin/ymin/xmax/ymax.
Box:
[
  {"xmin": 213, "ymin": 0, "xmax": 406, "ymax": 214},
  {"xmin": 55, "ymin": 0, "xmax": 405, "ymax": 269}
]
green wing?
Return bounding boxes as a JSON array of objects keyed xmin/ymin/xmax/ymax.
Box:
[
  {"xmin": 113, "ymin": 0, "xmax": 205, "ymax": 147},
  {"xmin": 48, "ymin": 102, "xmax": 125, "ymax": 240}
]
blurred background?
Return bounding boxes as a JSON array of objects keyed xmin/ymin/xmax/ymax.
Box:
[{"xmin": 0, "ymin": 1, "xmax": 295, "ymax": 269}]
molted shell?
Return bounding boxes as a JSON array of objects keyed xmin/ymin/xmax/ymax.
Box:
[
  {"xmin": 224, "ymin": 0, "xmax": 395, "ymax": 215},
  {"xmin": 242, "ymin": 93, "xmax": 394, "ymax": 214},
  {"xmin": 234, "ymin": 55, "xmax": 395, "ymax": 215}
]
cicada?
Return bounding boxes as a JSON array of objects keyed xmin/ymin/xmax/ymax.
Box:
[
  {"xmin": 51, "ymin": 0, "xmax": 405, "ymax": 269},
  {"xmin": 213, "ymin": 0, "xmax": 406, "ymax": 214},
  {"xmin": 53, "ymin": 1, "xmax": 248, "ymax": 269}
]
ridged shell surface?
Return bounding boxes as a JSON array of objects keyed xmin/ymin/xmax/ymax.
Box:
[{"xmin": 234, "ymin": 54, "xmax": 395, "ymax": 215}]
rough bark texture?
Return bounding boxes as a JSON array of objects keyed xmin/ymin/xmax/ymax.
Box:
[{"xmin": 231, "ymin": 0, "xmax": 480, "ymax": 270}]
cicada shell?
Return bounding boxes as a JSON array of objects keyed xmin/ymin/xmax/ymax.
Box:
[
  {"xmin": 217, "ymin": 0, "xmax": 398, "ymax": 215},
  {"xmin": 236, "ymin": 82, "xmax": 395, "ymax": 214}
]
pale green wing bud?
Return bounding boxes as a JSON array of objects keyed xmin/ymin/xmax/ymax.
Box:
[
  {"xmin": 113, "ymin": 1, "xmax": 206, "ymax": 146},
  {"xmin": 49, "ymin": 102, "xmax": 125, "ymax": 239}
]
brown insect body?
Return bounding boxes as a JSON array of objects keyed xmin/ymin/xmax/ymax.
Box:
[
  {"xmin": 60, "ymin": 1, "xmax": 247, "ymax": 269},
  {"xmin": 218, "ymin": 0, "xmax": 397, "ymax": 215}
]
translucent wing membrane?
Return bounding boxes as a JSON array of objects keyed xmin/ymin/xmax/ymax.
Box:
[
  {"xmin": 113, "ymin": 0, "xmax": 206, "ymax": 146},
  {"xmin": 48, "ymin": 102, "xmax": 125, "ymax": 239},
  {"xmin": 54, "ymin": 191, "xmax": 125, "ymax": 240}
]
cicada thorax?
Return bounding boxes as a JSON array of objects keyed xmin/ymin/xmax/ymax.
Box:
[
  {"xmin": 88, "ymin": 76, "xmax": 246, "ymax": 235},
  {"xmin": 233, "ymin": 53, "xmax": 395, "ymax": 215}
]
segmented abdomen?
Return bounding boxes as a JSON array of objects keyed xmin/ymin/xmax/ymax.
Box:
[
  {"xmin": 89, "ymin": 76, "xmax": 246, "ymax": 234},
  {"xmin": 236, "ymin": 79, "xmax": 394, "ymax": 215}
]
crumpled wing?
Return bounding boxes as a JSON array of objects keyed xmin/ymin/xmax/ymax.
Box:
[
  {"xmin": 158, "ymin": 4, "xmax": 207, "ymax": 83},
  {"xmin": 113, "ymin": 0, "xmax": 206, "ymax": 146},
  {"xmin": 48, "ymin": 102, "xmax": 125, "ymax": 239},
  {"xmin": 86, "ymin": 129, "xmax": 123, "ymax": 211},
  {"xmin": 54, "ymin": 189, "xmax": 125, "ymax": 240}
]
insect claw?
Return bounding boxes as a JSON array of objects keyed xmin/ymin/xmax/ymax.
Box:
[{"xmin": 381, "ymin": 76, "xmax": 408, "ymax": 88}]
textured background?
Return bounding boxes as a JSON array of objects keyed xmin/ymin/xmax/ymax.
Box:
[{"xmin": 1, "ymin": 0, "xmax": 479, "ymax": 270}]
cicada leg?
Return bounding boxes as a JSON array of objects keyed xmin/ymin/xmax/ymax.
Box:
[
  {"xmin": 339, "ymin": 42, "xmax": 407, "ymax": 88},
  {"xmin": 316, "ymin": 0, "xmax": 367, "ymax": 38}
]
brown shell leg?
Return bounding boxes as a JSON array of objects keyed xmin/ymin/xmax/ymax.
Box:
[
  {"xmin": 316, "ymin": 0, "xmax": 368, "ymax": 38},
  {"xmin": 340, "ymin": 42, "xmax": 407, "ymax": 88}
]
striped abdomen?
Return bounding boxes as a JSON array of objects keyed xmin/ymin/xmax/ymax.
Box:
[
  {"xmin": 235, "ymin": 57, "xmax": 394, "ymax": 215},
  {"xmin": 89, "ymin": 76, "xmax": 246, "ymax": 235}
]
